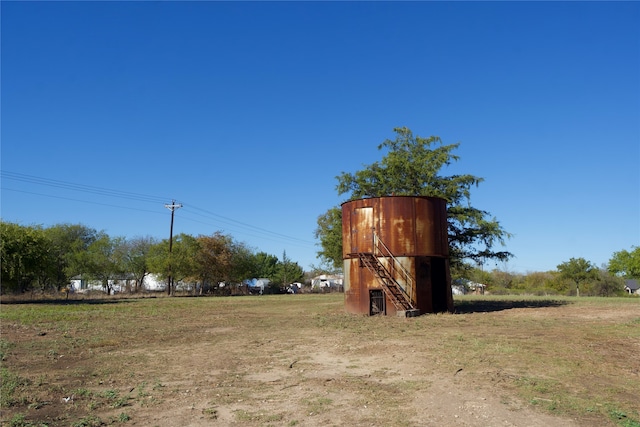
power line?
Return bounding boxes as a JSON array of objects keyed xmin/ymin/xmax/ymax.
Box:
[
  {"xmin": 183, "ymin": 204, "xmax": 315, "ymax": 245},
  {"xmin": 173, "ymin": 212, "xmax": 316, "ymax": 249},
  {"xmin": 1, "ymin": 170, "xmax": 169, "ymax": 204},
  {"xmin": 1, "ymin": 187, "xmax": 166, "ymax": 216},
  {"xmin": 3, "ymin": 187, "xmax": 316, "ymax": 249},
  {"xmin": 1, "ymin": 170, "xmax": 317, "ymax": 248}
]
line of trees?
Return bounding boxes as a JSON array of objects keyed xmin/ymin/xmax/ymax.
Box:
[
  {"xmin": 0, "ymin": 221, "xmax": 305, "ymax": 296},
  {"xmin": 454, "ymin": 248, "xmax": 640, "ymax": 297}
]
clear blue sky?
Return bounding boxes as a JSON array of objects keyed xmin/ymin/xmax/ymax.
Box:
[{"xmin": 2, "ymin": 1, "xmax": 639, "ymax": 274}]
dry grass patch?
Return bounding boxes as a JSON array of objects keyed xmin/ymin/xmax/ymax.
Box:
[{"xmin": 1, "ymin": 293, "xmax": 638, "ymax": 427}]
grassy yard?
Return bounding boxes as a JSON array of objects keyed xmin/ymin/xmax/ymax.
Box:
[{"xmin": 1, "ymin": 293, "xmax": 638, "ymax": 426}]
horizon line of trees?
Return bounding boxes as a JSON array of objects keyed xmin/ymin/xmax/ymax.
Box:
[
  {"xmin": 2, "ymin": 220, "xmax": 637, "ymax": 298},
  {"xmin": 0, "ymin": 221, "xmax": 322, "ymax": 296},
  {"xmin": 452, "ymin": 248, "xmax": 640, "ymax": 297}
]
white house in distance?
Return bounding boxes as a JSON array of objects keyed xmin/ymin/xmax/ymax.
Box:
[
  {"xmin": 452, "ymin": 279, "xmax": 486, "ymax": 295},
  {"xmin": 624, "ymin": 279, "xmax": 639, "ymax": 295},
  {"xmin": 69, "ymin": 274, "xmax": 347, "ymax": 294},
  {"xmin": 311, "ymin": 274, "xmax": 343, "ymax": 291},
  {"xmin": 69, "ymin": 274, "xmax": 167, "ymax": 293}
]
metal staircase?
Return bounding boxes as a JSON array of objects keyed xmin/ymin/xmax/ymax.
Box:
[{"xmin": 356, "ymin": 233, "xmax": 417, "ymax": 314}]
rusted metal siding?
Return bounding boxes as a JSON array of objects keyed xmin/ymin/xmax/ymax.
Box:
[
  {"xmin": 342, "ymin": 196, "xmax": 448, "ymax": 258},
  {"xmin": 343, "ymin": 258, "xmax": 375, "ymax": 315},
  {"xmin": 342, "ymin": 196, "xmax": 453, "ymax": 315}
]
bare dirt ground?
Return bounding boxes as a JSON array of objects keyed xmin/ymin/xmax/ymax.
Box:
[{"xmin": 1, "ymin": 294, "xmax": 638, "ymax": 427}]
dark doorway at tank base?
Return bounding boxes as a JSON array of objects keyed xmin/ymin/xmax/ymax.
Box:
[
  {"xmin": 431, "ymin": 257, "xmax": 449, "ymax": 313},
  {"xmin": 369, "ymin": 289, "xmax": 385, "ymax": 316}
]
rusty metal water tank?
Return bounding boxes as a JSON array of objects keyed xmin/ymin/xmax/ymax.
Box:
[{"xmin": 342, "ymin": 196, "xmax": 454, "ymax": 316}]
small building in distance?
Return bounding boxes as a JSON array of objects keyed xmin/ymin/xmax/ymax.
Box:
[{"xmin": 624, "ymin": 279, "xmax": 639, "ymax": 295}]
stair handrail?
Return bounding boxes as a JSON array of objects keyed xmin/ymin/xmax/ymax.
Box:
[
  {"xmin": 357, "ymin": 253, "xmax": 412, "ymax": 311},
  {"xmin": 372, "ymin": 232, "xmax": 416, "ymax": 307}
]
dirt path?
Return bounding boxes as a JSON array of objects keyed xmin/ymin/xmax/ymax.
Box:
[{"xmin": 102, "ymin": 334, "xmax": 582, "ymax": 426}]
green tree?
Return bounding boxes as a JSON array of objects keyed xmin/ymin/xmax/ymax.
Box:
[
  {"xmin": 228, "ymin": 241, "xmax": 258, "ymax": 284},
  {"xmin": 608, "ymin": 246, "xmax": 640, "ymax": 279},
  {"xmin": 450, "ymin": 261, "xmax": 473, "ymax": 282},
  {"xmin": 195, "ymin": 232, "xmax": 234, "ymax": 292},
  {"xmin": 489, "ymin": 268, "xmax": 515, "ymax": 291},
  {"xmin": 467, "ymin": 266, "xmax": 492, "ymax": 288},
  {"xmin": 314, "ymin": 208, "xmax": 343, "ymax": 270},
  {"xmin": 122, "ymin": 236, "xmax": 158, "ymax": 292},
  {"xmin": 545, "ymin": 271, "xmax": 571, "ymax": 295},
  {"xmin": 0, "ymin": 222, "xmax": 53, "ymax": 293},
  {"xmin": 518, "ymin": 271, "xmax": 555, "ymax": 294},
  {"xmin": 593, "ymin": 270, "xmax": 624, "ymax": 297},
  {"xmin": 77, "ymin": 234, "xmax": 126, "ymax": 295},
  {"xmin": 148, "ymin": 233, "xmax": 199, "ymax": 295},
  {"xmin": 557, "ymin": 257, "xmax": 598, "ymax": 296},
  {"xmin": 272, "ymin": 251, "xmax": 304, "ymax": 290},
  {"xmin": 252, "ymin": 252, "xmax": 280, "ymax": 279},
  {"xmin": 317, "ymin": 127, "xmax": 512, "ymax": 269},
  {"xmin": 44, "ymin": 223, "xmax": 99, "ymax": 291}
]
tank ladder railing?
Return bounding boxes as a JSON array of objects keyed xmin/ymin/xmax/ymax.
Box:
[
  {"xmin": 372, "ymin": 231, "xmax": 416, "ymax": 309},
  {"xmin": 357, "ymin": 253, "xmax": 414, "ymax": 311}
]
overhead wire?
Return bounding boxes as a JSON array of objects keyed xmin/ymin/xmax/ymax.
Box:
[
  {"xmin": 1, "ymin": 187, "xmax": 166, "ymax": 216},
  {"xmin": 1, "ymin": 170, "xmax": 317, "ymax": 248},
  {"xmin": 1, "ymin": 170, "xmax": 168, "ymax": 204},
  {"xmin": 183, "ymin": 204, "xmax": 315, "ymax": 245}
]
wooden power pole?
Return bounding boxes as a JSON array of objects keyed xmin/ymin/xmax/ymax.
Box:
[{"xmin": 165, "ymin": 200, "xmax": 183, "ymax": 295}]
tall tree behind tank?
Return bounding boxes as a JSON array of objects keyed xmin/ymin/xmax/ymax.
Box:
[{"xmin": 315, "ymin": 127, "xmax": 512, "ymax": 270}]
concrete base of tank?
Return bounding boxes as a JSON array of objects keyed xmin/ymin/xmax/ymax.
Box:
[{"xmin": 397, "ymin": 309, "xmax": 420, "ymax": 318}]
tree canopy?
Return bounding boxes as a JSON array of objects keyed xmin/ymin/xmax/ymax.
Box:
[
  {"xmin": 316, "ymin": 127, "xmax": 512, "ymax": 269},
  {"xmin": 314, "ymin": 207, "xmax": 343, "ymax": 270},
  {"xmin": 1, "ymin": 220, "xmax": 308, "ymax": 295},
  {"xmin": 1, "ymin": 222, "xmax": 51, "ymax": 293},
  {"xmin": 75, "ymin": 234, "xmax": 126, "ymax": 295},
  {"xmin": 608, "ymin": 246, "xmax": 640, "ymax": 279},
  {"xmin": 557, "ymin": 257, "xmax": 599, "ymax": 296}
]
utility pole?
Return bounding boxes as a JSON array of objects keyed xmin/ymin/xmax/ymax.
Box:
[{"xmin": 165, "ymin": 200, "xmax": 183, "ymax": 296}]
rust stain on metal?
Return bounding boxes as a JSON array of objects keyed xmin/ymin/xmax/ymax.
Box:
[{"xmin": 342, "ymin": 196, "xmax": 453, "ymax": 316}]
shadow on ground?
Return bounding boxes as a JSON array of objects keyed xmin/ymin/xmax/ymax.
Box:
[
  {"xmin": 454, "ymin": 298, "xmax": 570, "ymax": 313},
  {"xmin": 0, "ymin": 297, "xmax": 140, "ymax": 306}
]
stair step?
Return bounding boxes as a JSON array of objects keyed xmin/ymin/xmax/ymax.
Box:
[
  {"xmin": 358, "ymin": 253, "xmax": 415, "ymax": 312},
  {"xmin": 357, "ymin": 251, "xmax": 415, "ymax": 312}
]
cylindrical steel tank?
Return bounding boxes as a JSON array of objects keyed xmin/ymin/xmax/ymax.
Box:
[{"xmin": 342, "ymin": 196, "xmax": 453, "ymax": 316}]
